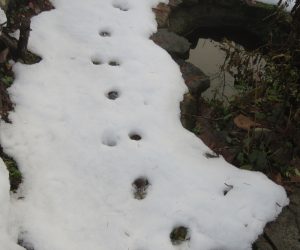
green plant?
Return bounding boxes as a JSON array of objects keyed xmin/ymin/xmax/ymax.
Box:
[
  {"xmin": 204, "ymin": 1, "xmax": 300, "ymax": 177},
  {"xmin": 2, "ymin": 154, "xmax": 22, "ymax": 192}
]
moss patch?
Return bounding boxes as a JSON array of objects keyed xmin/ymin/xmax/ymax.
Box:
[
  {"xmin": 3, "ymin": 156, "xmax": 22, "ymax": 191},
  {"xmin": 0, "ymin": 147, "xmax": 22, "ymax": 192}
]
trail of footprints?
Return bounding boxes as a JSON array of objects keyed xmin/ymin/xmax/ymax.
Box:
[
  {"xmin": 17, "ymin": 1, "xmax": 235, "ymax": 249},
  {"xmin": 96, "ymin": 2, "xmax": 196, "ymax": 246},
  {"xmin": 96, "ymin": 1, "xmax": 236, "ymax": 247}
]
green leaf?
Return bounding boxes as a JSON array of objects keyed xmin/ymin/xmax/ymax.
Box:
[
  {"xmin": 243, "ymin": 137, "xmax": 251, "ymax": 148},
  {"xmin": 2, "ymin": 76, "xmax": 13, "ymax": 87},
  {"xmin": 237, "ymin": 152, "xmax": 244, "ymax": 164},
  {"xmin": 249, "ymin": 150, "xmax": 268, "ymax": 170},
  {"xmin": 226, "ymin": 136, "xmax": 232, "ymax": 144},
  {"xmin": 241, "ymin": 165, "xmax": 253, "ymax": 170},
  {"xmin": 223, "ymin": 113, "xmax": 232, "ymax": 121}
]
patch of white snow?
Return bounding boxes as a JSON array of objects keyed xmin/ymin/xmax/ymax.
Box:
[
  {"xmin": 0, "ymin": 0, "xmax": 288, "ymax": 249},
  {"xmin": 0, "ymin": 7, "xmax": 7, "ymax": 28},
  {"xmin": 259, "ymin": 0, "xmax": 295, "ymax": 10},
  {"xmin": 9, "ymin": 29, "xmax": 20, "ymax": 40},
  {"xmin": 0, "ymin": 159, "xmax": 23, "ymax": 250}
]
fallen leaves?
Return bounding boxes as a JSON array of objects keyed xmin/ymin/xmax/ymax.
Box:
[
  {"xmin": 233, "ymin": 114, "xmax": 260, "ymax": 131},
  {"xmin": 271, "ymin": 172, "xmax": 283, "ymax": 185},
  {"xmin": 0, "ymin": 48, "xmax": 9, "ymax": 63}
]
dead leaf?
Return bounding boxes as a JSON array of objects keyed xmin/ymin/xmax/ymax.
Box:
[
  {"xmin": 233, "ymin": 114, "xmax": 260, "ymax": 131},
  {"xmin": 273, "ymin": 173, "xmax": 282, "ymax": 185},
  {"xmin": 290, "ymin": 176, "xmax": 300, "ymax": 183},
  {"xmin": 269, "ymin": 172, "xmax": 282, "ymax": 184},
  {"xmin": 0, "ymin": 48, "xmax": 9, "ymax": 63},
  {"xmin": 28, "ymin": 2, "xmax": 34, "ymax": 9}
]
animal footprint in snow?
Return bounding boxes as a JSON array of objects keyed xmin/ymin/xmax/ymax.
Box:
[
  {"xmin": 132, "ymin": 177, "xmax": 150, "ymax": 200},
  {"xmin": 113, "ymin": 2, "xmax": 129, "ymax": 11},
  {"xmin": 99, "ymin": 30, "xmax": 111, "ymax": 37},
  {"xmin": 106, "ymin": 90, "xmax": 119, "ymax": 100},
  {"xmin": 170, "ymin": 226, "xmax": 190, "ymax": 245}
]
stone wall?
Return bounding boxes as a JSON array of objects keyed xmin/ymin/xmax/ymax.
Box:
[{"xmin": 154, "ymin": 0, "xmax": 290, "ymax": 47}]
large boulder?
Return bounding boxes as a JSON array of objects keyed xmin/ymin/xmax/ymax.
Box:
[
  {"xmin": 151, "ymin": 29, "xmax": 191, "ymax": 59},
  {"xmin": 254, "ymin": 187, "xmax": 300, "ymax": 250},
  {"xmin": 152, "ymin": 0, "xmax": 182, "ymax": 28},
  {"xmin": 153, "ymin": 3, "xmax": 171, "ymax": 28},
  {"xmin": 175, "ymin": 58, "xmax": 210, "ymax": 97},
  {"xmin": 180, "ymin": 93, "xmax": 198, "ymax": 130},
  {"xmin": 168, "ymin": 0, "xmax": 290, "ymax": 46}
]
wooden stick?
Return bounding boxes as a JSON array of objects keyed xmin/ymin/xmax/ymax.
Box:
[{"xmin": 17, "ymin": 18, "xmax": 31, "ymax": 59}]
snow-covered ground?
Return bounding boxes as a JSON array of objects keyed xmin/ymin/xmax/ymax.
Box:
[
  {"xmin": 260, "ymin": 0, "xmax": 294, "ymax": 4},
  {"xmin": 0, "ymin": 0, "xmax": 289, "ymax": 249},
  {"xmin": 0, "ymin": 7, "xmax": 7, "ymax": 28},
  {"xmin": 0, "ymin": 159, "xmax": 23, "ymax": 250}
]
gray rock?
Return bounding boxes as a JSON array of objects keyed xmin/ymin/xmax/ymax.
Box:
[
  {"xmin": 254, "ymin": 186, "xmax": 300, "ymax": 250},
  {"xmin": 167, "ymin": 0, "xmax": 287, "ymax": 46},
  {"xmin": 253, "ymin": 236, "xmax": 273, "ymax": 250},
  {"xmin": 153, "ymin": 3, "xmax": 171, "ymax": 28},
  {"xmin": 180, "ymin": 93, "xmax": 197, "ymax": 130},
  {"xmin": 175, "ymin": 59, "xmax": 210, "ymax": 97},
  {"xmin": 151, "ymin": 29, "xmax": 191, "ymax": 59}
]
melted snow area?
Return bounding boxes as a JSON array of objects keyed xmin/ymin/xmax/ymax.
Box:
[{"xmin": 0, "ymin": 0, "xmax": 289, "ymax": 249}]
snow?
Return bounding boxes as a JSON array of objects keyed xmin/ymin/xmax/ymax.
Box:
[
  {"xmin": 0, "ymin": 7, "xmax": 7, "ymax": 28},
  {"xmin": 0, "ymin": 159, "xmax": 23, "ymax": 250},
  {"xmin": 0, "ymin": 0, "xmax": 289, "ymax": 249},
  {"xmin": 259, "ymin": 0, "xmax": 295, "ymax": 10},
  {"xmin": 9, "ymin": 30, "xmax": 20, "ymax": 40}
]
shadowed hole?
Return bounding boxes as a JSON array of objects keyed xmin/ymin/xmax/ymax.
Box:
[
  {"xmin": 18, "ymin": 235, "xmax": 34, "ymax": 250},
  {"xmin": 170, "ymin": 226, "xmax": 190, "ymax": 245},
  {"xmin": 102, "ymin": 136, "xmax": 118, "ymax": 147},
  {"xmin": 91, "ymin": 58, "xmax": 103, "ymax": 65},
  {"xmin": 132, "ymin": 177, "xmax": 150, "ymax": 200},
  {"xmin": 223, "ymin": 183, "xmax": 233, "ymax": 196},
  {"xmin": 109, "ymin": 60, "xmax": 120, "ymax": 66},
  {"xmin": 204, "ymin": 151, "xmax": 219, "ymax": 159},
  {"xmin": 99, "ymin": 31, "xmax": 111, "ymax": 37},
  {"xmin": 106, "ymin": 90, "xmax": 119, "ymax": 100},
  {"xmin": 113, "ymin": 3, "xmax": 129, "ymax": 11},
  {"xmin": 129, "ymin": 133, "xmax": 142, "ymax": 141}
]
